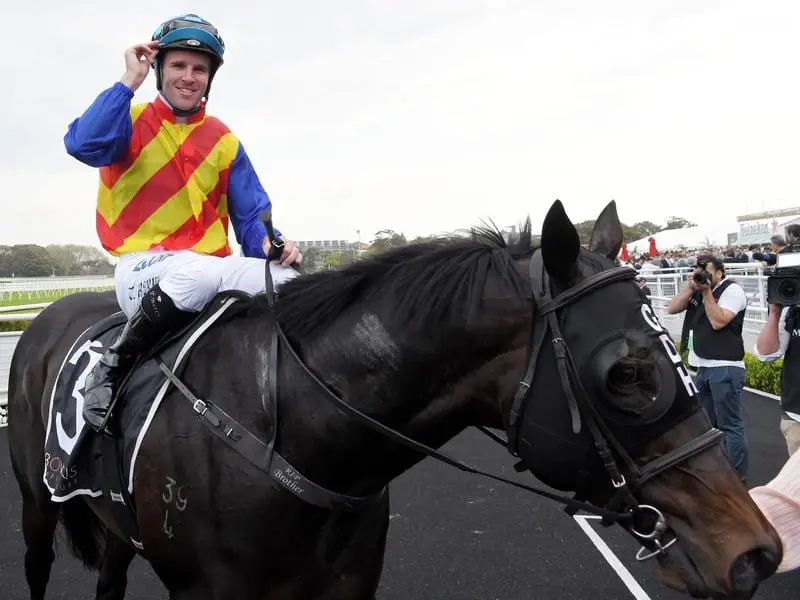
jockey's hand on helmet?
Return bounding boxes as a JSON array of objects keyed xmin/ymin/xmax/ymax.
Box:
[
  {"xmin": 120, "ymin": 41, "xmax": 159, "ymax": 92},
  {"xmin": 263, "ymin": 237, "xmax": 303, "ymax": 267}
]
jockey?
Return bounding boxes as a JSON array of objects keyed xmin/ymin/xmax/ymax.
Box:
[{"xmin": 64, "ymin": 14, "xmax": 303, "ymax": 431}]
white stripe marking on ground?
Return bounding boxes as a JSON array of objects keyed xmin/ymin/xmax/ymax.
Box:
[{"xmin": 574, "ymin": 514, "xmax": 652, "ymax": 600}]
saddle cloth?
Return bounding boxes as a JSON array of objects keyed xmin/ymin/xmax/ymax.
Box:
[{"xmin": 42, "ymin": 294, "xmax": 242, "ymax": 502}]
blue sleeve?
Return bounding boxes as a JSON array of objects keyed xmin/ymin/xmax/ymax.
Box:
[
  {"xmin": 64, "ymin": 82, "xmax": 135, "ymax": 167},
  {"xmin": 227, "ymin": 143, "xmax": 282, "ymax": 259}
]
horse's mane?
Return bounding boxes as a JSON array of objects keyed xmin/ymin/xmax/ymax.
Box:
[{"xmin": 270, "ymin": 219, "xmax": 535, "ymax": 342}]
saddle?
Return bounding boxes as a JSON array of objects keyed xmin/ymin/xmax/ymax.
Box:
[{"xmin": 43, "ymin": 291, "xmax": 250, "ymax": 549}]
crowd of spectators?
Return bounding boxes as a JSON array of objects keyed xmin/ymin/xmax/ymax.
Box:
[{"xmin": 623, "ymin": 224, "xmax": 800, "ymax": 272}]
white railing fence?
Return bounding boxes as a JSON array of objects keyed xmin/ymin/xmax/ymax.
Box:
[
  {"xmin": 0, "ymin": 332, "xmax": 20, "ymax": 426},
  {"xmin": 0, "ymin": 265, "xmax": 778, "ymax": 426},
  {"xmin": 0, "ymin": 276, "xmax": 114, "ymax": 301}
]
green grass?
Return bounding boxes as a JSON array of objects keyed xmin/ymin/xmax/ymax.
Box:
[
  {"xmin": 0, "ymin": 289, "xmax": 112, "ymax": 308},
  {"xmin": 0, "ymin": 288, "xmax": 112, "ymax": 331}
]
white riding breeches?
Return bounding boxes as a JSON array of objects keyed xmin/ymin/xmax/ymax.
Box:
[{"xmin": 114, "ymin": 250, "xmax": 300, "ymax": 317}]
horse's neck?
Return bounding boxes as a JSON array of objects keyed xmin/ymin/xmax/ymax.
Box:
[{"xmin": 275, "ymin": 314, "xmax": 526, "ymax": 496}]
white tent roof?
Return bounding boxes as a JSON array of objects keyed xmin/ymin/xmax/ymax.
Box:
[{"xmin": 625, "ymin": 225, "xmax": 732, "ymax": 253}]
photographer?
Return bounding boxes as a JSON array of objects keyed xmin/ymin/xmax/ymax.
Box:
[
  {"xmin": 754, "ymin": 248, "xmax": 800, "ymax": 457},
  {"xmin": 667, "ymin": 256, "xmax": 749, "ymax": 480}
]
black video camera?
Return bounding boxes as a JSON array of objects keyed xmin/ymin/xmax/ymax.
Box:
[{"xmin": 766, "ymin": 245, "xmax": 800, "ymax": 305}]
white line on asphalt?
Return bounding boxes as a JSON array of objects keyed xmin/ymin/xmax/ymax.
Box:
[{"xmin": 574, "ymin": 515, "xmax": 652, "ymax": 600}]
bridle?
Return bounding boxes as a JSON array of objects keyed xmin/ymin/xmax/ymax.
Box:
[
  {"xmin": 504, "ymin": 251, "xmax": 723, "ymax": 560},
  {"xmin": 160, "ymin": 223, "xmax": 723, "ymax": 563}
]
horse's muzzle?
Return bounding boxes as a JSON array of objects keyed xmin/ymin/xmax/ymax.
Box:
[
  {"xmin": 726, "ymin": 545, "xmax": 781, "ymax": 599},
  {"xmin": 658, "ymin": 540, "xmax": 781, "ymax": 600}
]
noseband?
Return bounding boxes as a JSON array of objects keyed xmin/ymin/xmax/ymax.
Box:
[{"xmin": 506, "ymin": 253, "xmax": 723, "ymax": 560}]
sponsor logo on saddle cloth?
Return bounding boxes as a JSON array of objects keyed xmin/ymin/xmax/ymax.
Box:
[
  {"xmin": 43, "ymin": 321, "xmax": 124, "ymax": 501},
  {"xmin": 42, "ymin": 296, "xmax": 240, "ymax": 502}
]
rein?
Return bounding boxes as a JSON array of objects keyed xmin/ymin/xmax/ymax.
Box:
[{"xmin": 270, "ymin": 316, "xmax": 638, "ymax": 524}]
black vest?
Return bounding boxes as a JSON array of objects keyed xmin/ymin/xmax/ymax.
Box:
[
  {"xmin": 781, "ymin": 308, "xmax": 800, "ymax": 416},
  {"xmin": 681, "ymin": 279, "xmax": 746, "ymax": 362}
]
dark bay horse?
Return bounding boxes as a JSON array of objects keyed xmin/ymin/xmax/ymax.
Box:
[{"xmin": 8, "ymin": 200, "xmax": 782, "ymax": 599}]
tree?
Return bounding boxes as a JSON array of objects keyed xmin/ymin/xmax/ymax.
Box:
[
  {"xmin": 45, "ymin": 245, "xmax": 72, "ymax": 275},
  {"xmin": 370, "ymin": 230, "xmax": 407, "ymax": 254},
  {"xmin": 544, "ymin": 219, "xmax": 664, "ymax": 245},
  {"xmin": 358, "ymin": 246, "xmax": 378, "ymax": 260},
  {"xmin": 76, "ymin": 246, "xmax": 114, "ymax": 275},
  {"xmin": 409, "ymin": 235, "xmax": 436, "ymax": 244},
  {"xmin": 324, "ymin": 250, "xmax": 343, "ymax": 270},
  {"xmin": 664, "ymin": 216, "xmax": 696, "ymax": 230},
  {"xmin": 11, "ymin": 245, "xmax": 54, "ymax": 277},
  {"xmin": 301, "ymin": 246, "xmax": 322, "ymax": 273},
  {"xmin": 622, "ymin": 221, "xmax": 664, "ymax": 242},
  {"xmin": 339, "ymin": 247, "xmax": 357, "ymax": 268},
  {"xmin": 0, "ymin": 245, "xmax": 12, "ymax": 277},
  {"xmin": 631, "ymin": 221, "xmax": 662, "ymax": 236},
  {"xmin": 573, "ymin": 220, "xmax": 597, "ymax": 245},
  {"xmin": 45, "ymin": 244, "xmax": 114, "ymax": 275}
]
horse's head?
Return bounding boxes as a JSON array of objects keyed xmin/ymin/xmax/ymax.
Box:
[{"xmin": 507, "ymin": 200, "xmax": 782, "ymax": 599}]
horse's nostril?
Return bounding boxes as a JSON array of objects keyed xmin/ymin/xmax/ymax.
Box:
[{"xmin": 730, "ymin": 547, "xmax": 780, "ymax": 592}]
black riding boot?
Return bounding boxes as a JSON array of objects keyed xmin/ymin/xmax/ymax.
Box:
[{"xmin": 83, "ymin": 284, "xmax": 192, "ymax": 432}]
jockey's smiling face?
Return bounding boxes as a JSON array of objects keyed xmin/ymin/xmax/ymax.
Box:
[{"xmin": 161, "ymin": 49, "xmax": 211, "ymax": 111}]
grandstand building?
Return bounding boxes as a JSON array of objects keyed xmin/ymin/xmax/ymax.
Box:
[{"xmin": 297, "ymin": 240, "xmax": 352, "ymax": 251}]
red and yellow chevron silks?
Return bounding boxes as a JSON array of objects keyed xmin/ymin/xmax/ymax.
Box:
[{"xmin": 96, "ymin": 99, "xmax": 239, "ymax": 257}]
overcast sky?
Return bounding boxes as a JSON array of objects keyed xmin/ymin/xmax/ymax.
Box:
[{"xmin": 3, "ymin": 0, "xmax": 800, "ymax": 251}]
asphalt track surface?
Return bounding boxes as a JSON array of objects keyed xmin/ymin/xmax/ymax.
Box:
[{"xmin": 1, "ymin": 391, "xmax": 799, "ymax": 599}]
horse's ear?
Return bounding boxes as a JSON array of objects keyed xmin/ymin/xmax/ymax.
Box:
[
  {"xmin": 541, "ymin": 200, "xmax": 580, "ymax": 283},
  {"xmin": 588, "ymin": 200, "xmax": 623, "ymax": 260}
]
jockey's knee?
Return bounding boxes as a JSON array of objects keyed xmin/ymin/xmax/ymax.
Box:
[{"xmin": 158, "ymin": 265, "xmax": 222, "ymax": 313}]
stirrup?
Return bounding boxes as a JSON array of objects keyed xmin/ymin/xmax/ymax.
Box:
[
  {"xmin": 96, "ymin": 407, "xmax": 115, "ymax": 434},
  {"xmin": 83, "ymin": 368, "xmax": 122, "ymax": 433},
  {"xmin": 85, "ymin": 398, "xmax": 118, "ymax": 435}
]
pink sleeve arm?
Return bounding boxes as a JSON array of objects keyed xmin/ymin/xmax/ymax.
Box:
[{"xmin": 750, "ymin": 449, "xmax": 800, "ymax": 573}]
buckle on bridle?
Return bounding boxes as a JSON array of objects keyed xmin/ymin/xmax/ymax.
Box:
[{"xmin": 611, "ymin": 474, "xmax": 627, "ymax": 488}]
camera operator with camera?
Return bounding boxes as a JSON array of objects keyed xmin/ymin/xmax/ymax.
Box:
[
  {"xmin": 667, "ymin": 255, "xmax": 749, "ymax": 480},
  {"xmin": 754, "ymin": 246, "xmax": 800, "ymax": 457}
]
